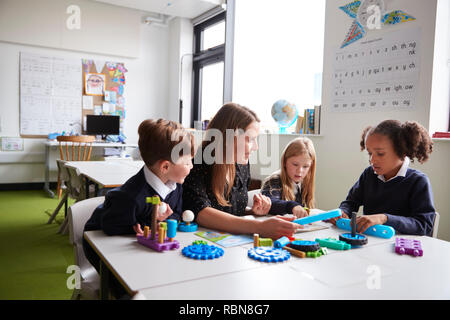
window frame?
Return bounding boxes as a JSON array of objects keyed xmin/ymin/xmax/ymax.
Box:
[{"xmin": 191, "ymin": 12, "xmax": 226, "ymax": 128}]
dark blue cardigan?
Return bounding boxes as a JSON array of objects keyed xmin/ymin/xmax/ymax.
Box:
[
  {"xmin": 84, "ymin": 167, "xmax": 183, "ymax": 236},
  {"xmin": 339, "ymin": 166, "xmax": 436, "ymax": 236}
]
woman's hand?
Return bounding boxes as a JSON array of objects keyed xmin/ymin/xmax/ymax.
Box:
[
  {"xmin": 252, "ymin": 194, "xmax": 272, "ymax": 216},
  {"xmin": 356, "ymin": 214, "xmax": 387, "ymax": 233},
  {"xmin": 292, "ymin": 205, "xmax": 309, "ymax": 218},
  {"xmin": 257, "ymin": 215, "xmax": 302, "ymax": 239}
]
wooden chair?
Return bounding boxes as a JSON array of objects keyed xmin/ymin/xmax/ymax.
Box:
[{"xmin": 56, "ymin": 135, "xmax": 95, "ymax": 199}]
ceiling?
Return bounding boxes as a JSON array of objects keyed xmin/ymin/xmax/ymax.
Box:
[{"xmin": 92, "ymin": 0, "xmax": 223, "ymax": 19}]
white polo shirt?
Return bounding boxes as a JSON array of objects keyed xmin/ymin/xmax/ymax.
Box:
[{"xmin": 376, "ymin": 157, "xmax": 410, "ymax": 183}]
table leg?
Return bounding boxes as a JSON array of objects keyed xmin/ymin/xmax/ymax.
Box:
[
  {"xmin": 44, "ymin": 144, "xmax": 55, "ymax": 198},
  {"xmin": 99, "ymin": 260, "xmax": 111, "ymax": 300}
]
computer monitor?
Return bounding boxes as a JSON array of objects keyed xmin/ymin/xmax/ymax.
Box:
[{"xmin": 85, "ymin": 115, "xmax": 120, "ymax": 139}]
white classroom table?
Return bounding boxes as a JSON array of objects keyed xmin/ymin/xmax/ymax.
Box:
[
  {"xmin": 64, "ymin": 160, "xmax": 144, "ymax": 197},
  {"xmin": 83, "ymin": 221, "xmax": 450, "ymax": 300},
  {"xmin": 44, "ymin": 140, "xmax": 138, "ymax": 197}
]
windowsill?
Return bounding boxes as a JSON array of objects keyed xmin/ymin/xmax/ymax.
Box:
[{"xmin": 432, "ymin": 138, "xmax": 450, "ymax": 142}]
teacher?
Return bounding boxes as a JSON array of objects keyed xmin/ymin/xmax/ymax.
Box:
[{"xmin": 182, "ymin": 103, "xmax": 300, "ymax": 239}]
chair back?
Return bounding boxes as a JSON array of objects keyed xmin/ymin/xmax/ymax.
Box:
[
  {"xmin": 68, "ymin": 196, "xmax": 105, "ymax": 280},
  {"xmin": 57, "ymin": 135, "xmax": 95, "ymax": 161},
  {"xmin": 432, "ymin": 212, "xmax": 440, "ymax": 238}
]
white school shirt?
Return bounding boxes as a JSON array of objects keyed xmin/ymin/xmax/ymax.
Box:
[
  {"xmin": 376, "ymin": 157, "xmax": 410, "ymax": 183},
  {"xmin": 143, "ymin": 165, "xmax": 177, "ymax": 200}
]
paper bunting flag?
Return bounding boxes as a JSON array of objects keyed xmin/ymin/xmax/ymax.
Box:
[
  {"xmin": 381, "ymin": 10, "xmax": 416, "ymax": 25},
  {"xmin": 339, "ymin": 0, "xmax": 361, "ymax": 18},
  {"xmin": 341, "ymin": 20, "xmax": 366, "ymax": 48}
]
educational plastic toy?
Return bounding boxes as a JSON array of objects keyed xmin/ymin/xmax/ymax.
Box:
[
  {"xmin": 182, "ymin": 244, "xmax": 224, "ymax": 260},
  {"xmin": 315, "ymin": 238, "xmax": 351, "ymax": 250},
  {"xmin": 192, "ymin": 240, "xmax": 208, "ymax": 245},
  {"xmin": 339, "ymin": 212, "xmax": 368, "ymax": 247},
  {"xmin": 137, "ymin": 233, "xmax": 180, "ymax": 252},
  {"xmin": 292, "ymin": 209, "xmax": 341, "ymax": 225},
  {"xmin": 289, "ymin": 240, "xmax": 320, "ymax": 252},
  {"xmin": 247, "ymin": 247, "xmax": 290, "ymax": 263},
  {"xmin": 395, "ymin": 237, "xmax": 423, "ymax": 257},
  {"xmin": 283, "ymin": 246, "xmax": 306, "ymax": 258},
  {"xmin": 178, "ymin": 210, "xmax": 198, "ymax": 232},
  {"xmin": 274, "ymin": 236, "xmax": 290, "ymax": 248},
  {"xmin": 336, "ymin": 218, "xmax": 395, "ymax": 239},
  {"xmin": 259, "ymin": 238, "xmax": 273, "ymax": 247}
]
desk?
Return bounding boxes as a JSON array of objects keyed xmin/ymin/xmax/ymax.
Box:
[
  {"xmin": 83, "ymin": 223, "xmax": 450, "ymax": 300},
  {"xmin": 64, "ymin": 160, "xmax": 144, "ymax": 198},
  {"xmin": 44, "ymin": 140, "xmax": 138, "ymax": 197}
]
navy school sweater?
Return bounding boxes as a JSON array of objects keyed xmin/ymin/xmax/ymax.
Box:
[
  {"xmin": 339, "ymin": 166, "xmax": 436, "ymax": 236},
  {"xmin": 84, "ymin": 167, "xmax": 182, "ymax": 236}
]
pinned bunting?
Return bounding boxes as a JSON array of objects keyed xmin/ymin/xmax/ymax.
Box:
[
  {"xmin": 382, "ymin": 10, "xmax": 416, "ymax": 25},
  {"xmin": 341, "ymin": 20, "xmax": 366, "ymax": 48},
  {"xmin": 339, "ymin": 0, "xmax": 361, "ymax": 18}
]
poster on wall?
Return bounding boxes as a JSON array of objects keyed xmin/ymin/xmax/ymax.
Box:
[
  {"xmin": 330, "ymin": 27, "xmax": 420, "ymax": 113},
  {"xmin": 19, "ymin": 52, "xmax": 82, "ymax": 136}
]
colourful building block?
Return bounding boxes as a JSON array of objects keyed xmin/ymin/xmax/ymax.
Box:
[
  {"xmin": 289, "ymin": 240, "xmax": 320, "ymax": 252},
  {"xmin": 306, "ymin": 250, "xmax": 323, "ymax": 258},
  {"xmin": 293, "ymin": 209, "xmax": 341, "ymax": 225},
  {"xmin": 315, "ymin": 238, "xmax": 351, "ymax": 250},
  {"xmin": 395, "ymin": 237, "xmax": 423, "ymax": 257},
  {"xmin": 247, "ymin": 247, "xmax": 290, "ymax": 263},
  {"xmin": 274, "ymin": 236, "xmax": 290, "ymax": 248},
  {"xmin": 336, "ymin": 218, "xmax": 395, "ymax": 239},
  {"xmin": 259, "ymin": 238, "xmax": 273, "ymax": 247},
  {"xmin": 178, "ymin": 222, "xmax": 198, "ymax": 232},
  {"xmin": 137, "ymin": 233, "xmax": 180, "ymax": 252},
  {"xmin": 283, "ymin": 246, "xmax": 306, "ymax": 258},
  {"xmin": 192, "ymin": 240, "xmax": 208, "ymax": 245},
  {"xmin": 182, "ymin": 244, "xmax": 224, "ymax": 260},
  {"xmin": 146, "ymin": 196, "xmax": 161, "ymax": 205}
]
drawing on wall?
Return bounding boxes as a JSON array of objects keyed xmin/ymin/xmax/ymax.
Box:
[
  {"xmin": 339, "ymin": 0, "xmax": 416, "ymax": 48},
  {"xmin": 85, "ymin": 73, "xmax": 106, "ymax": 96},
  {"xmin": 331, "ymin": 27, "xmax": 420, "ymax": 113}
]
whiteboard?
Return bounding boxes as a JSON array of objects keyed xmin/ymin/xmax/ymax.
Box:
[{"xmin": 20, "ymin": 52, "xmax": 82, "ymax": 136}]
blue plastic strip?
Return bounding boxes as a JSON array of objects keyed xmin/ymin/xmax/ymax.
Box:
[
  {"xmin": 293, "ymin": 209, "xmax": 341, "ymax": 225},
  {"xmin": 336, "ymin": 218, "xmax": 395, "ymax": 239}
]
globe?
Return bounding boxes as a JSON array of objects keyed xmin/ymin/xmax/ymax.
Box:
[{"xmin": 271, "ymin": 99, "xmax": 298, "ymax": 133}]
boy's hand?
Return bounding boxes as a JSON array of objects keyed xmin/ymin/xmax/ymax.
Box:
[
  {"xmin": 133, "ymin": 223, "xmax": 144, "ymax": 236},
  {"xmin": 252, "ymin": 194, "xmax": 271, "ymax": 216},
  {"xmin": 156, "ymin": 203, "xmax": 173, "ymax": 222},
  {"xmin": 292, "ymin": 205, "xmax": 309, "ymax": 218},
  {"xmin": 356, "ymin": 214, "xmax": 388, "ymax": 233}
]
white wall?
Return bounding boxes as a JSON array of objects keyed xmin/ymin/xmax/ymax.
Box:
[
  {"xmin": 0, "ymin": 18, "xmax": 171, "ymax": 183},
  {"xmin": 250, "ymin": 0, "xmax": 450, "ymax": 241}
]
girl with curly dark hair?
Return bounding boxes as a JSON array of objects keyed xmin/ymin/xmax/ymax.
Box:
[{"xmin": 333, "ymin": 120, "xmax": 436, "ymax": 236}]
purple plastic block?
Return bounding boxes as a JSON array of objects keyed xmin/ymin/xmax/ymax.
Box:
[
  {"xmin": 137, "ymin": 234, "xmax": 180, "ymax": 252},
  {"xmin": 395, "ymin": 237, "xmax": 423, "ymax": 257}
]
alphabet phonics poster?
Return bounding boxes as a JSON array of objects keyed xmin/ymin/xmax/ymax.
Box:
[{"xmin": 331, "ymin": 27, "xmax": 420, "ymax": 112}]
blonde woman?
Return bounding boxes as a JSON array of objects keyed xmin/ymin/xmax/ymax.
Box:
[
  {"xmin": 182, "ymin": 103, "xmax": 300, "ymax": 239},
  {"xmin": 261, "ymin": 137, "xmax": 316, "ymax": 218}
]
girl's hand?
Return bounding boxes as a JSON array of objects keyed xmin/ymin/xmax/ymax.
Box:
[
  {"xmin": 292, "ymin": 205, "xmax": 309, "ymax": 218},
  {"xmin": 156, "ymin": 203, "xmax": 173, "ymax": 222},
  {"xmin": 133, "ymin": 223, "xmax": 144, "ymax": 236},
  {"xmin": 252, "ymin": 194, "xmax": 272, "ymax": 216},
  {"xmin": 356, "ymin": 214, "xmax": 387, "ymax": 233},
  {"xmin": 258, "ymin": 215, "xmax": 302, "ymax": 239},
  {"xmin": 327, "ymin": 211, "xmax": 349, "ymax": 225}
]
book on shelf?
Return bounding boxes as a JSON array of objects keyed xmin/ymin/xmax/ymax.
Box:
[
  {"xmin": 432, "ymin": 132, "xmax": 450, "ymax": 138},
  {"xmin": 314, "ymin": 105, "xmax": 321, "ymax": 135}
]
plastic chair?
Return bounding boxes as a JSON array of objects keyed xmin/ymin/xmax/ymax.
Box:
[
  {"xmin": 68, "ymin": 196, "xmax": 105, "ymax": 300},
  {"xmin": 56, "ymin": 135, "xmax": 95, "ymax": 199},
  {"xmin": 432, "ymin": 212, "xmax": 440, "ymax": 238}
]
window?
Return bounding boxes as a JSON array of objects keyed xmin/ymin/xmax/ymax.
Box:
[
  {"xmin": 191, "ymin": 12, "xmax": 226, "ymax": 128},
  {"xmin": 232, "ymin": 0, "xmax": 326, "ymax": 133}
]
